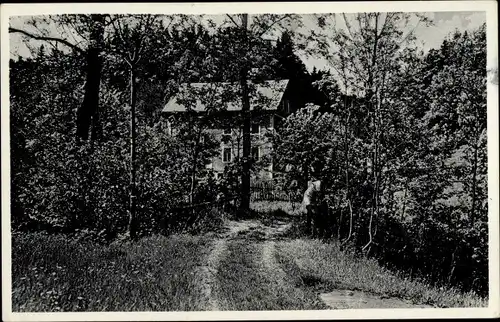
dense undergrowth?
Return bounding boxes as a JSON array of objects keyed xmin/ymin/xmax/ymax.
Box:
[{"xmin": 250, "ymin": 201, "xmax": 489, "ymax": 305}]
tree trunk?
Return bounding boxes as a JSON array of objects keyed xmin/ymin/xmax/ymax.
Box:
[
  {"xmin": 401, "ymin": 177, "xmax": 409, "ymax": 221},
  {"xmin": 470, "ymin": 130, "xmax": 480, "ymax": 227},
  {"xmin": 303, "ymin": 162, "xmax": 310, "ymax": 192},
  {"xmin": 342, "ymin": 107, "xmax": 352, "ymax": 240},
  {"xmin": 448, "ymin": 245, "xmax": 459, "ymax": 284},
  {"xmin": 364, "ymin": 99, "xmax": 380, "ymax": 252},
  {"xmin": 128, "ymin": 67, "xmax": 138, "ymax": 239},
  {"xmin": 337, "ymin": 208, "xmax": 343, "ymax": 240},
  {"xmin": 76, "ymin": 15, "xmax": 104, "ymax": 142},
  {"xmin": 189, "ymin": 125, "xmax": 203, "ymax": 205},
  {"xmin": 240, "ymin": 13, "xmax": 251, "ymax": 211},
  {"xmin": 341, "ymin": 199, "xmax": 354, "ymax": 246},
  {"xmin": 361, "ymin": 14, "xmax": 380, "ymax": 252}
]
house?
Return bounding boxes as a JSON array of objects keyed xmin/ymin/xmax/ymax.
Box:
[{"xmin": 161, "ymin": 79, "xmax": 297, "ymax": 181}]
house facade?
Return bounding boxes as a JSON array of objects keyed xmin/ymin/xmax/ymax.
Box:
[{"xmin": 161, "ymin": 79, "xmax": 296, "ymax": 182}]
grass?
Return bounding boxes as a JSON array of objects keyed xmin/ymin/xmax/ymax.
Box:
[
  {"xmin": 214, "ymin": 240, "xmax": 325, "ymax": 311},
  {"xmin": 252, "ymin": 201, "xmax": 487, "ymax": 308},
  {"xmin": 12, "ymin": 232, "xmax": 211, "ymax": 312},
  {"xmin": 275, "ymin": 239, "xmax": 488, "ymax": 308},
  {"xmin": 11, "ymin": 200, "xmax": 487, "ymax": 311}
]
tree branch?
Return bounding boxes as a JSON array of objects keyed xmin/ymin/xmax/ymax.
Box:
[
  {"xmin": 257, "ymin": 14, "xmax": 290, "ymax": 38},
  {"xmin": 378, "ymin": 12, "xmax": 393, "ymax": 38},
  {"xmin": 110, "ymin": 17, "xmax": 134, "ymax": 65},
  {"xmin": 342, "ymin": 13, "xmax": 357, "ymax": 41},
  {"xmin": 9, "ymin": 27, "xmax": 85, "ymax": 54},
  {"xmin": 397, "ymin": 17, "xmax": 422, "ymax": 48},
  {"xmin": 226, "ymin": 14, "xmax": 240, "ymax": 28}
]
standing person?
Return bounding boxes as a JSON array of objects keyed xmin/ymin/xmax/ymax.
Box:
[{"xmin": 302, "ymin": 174, "xmax": 323, "ymax": 237}]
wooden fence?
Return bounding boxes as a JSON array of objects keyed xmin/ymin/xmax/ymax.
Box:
[
  {"xmin": 161, "ymin": 182, "xmax": 303, "ymax": 232},
  {"xmin": 250, "ymin": 181, "xmax": 302, "ymax": 202}
]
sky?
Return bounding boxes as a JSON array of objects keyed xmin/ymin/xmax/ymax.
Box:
[
  {"xmin": 9, "ymin": 11, "xmax": 486, "ymax": 72},
  {"xmin": 296, "ymin": 11, "xmax": 486, "ymax": 72}
]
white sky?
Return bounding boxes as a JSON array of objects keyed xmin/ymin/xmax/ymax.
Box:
[
  {"xmin": 9, "ymin": 11, "xmax": 486, "ymax": 72},
  {"xmin": 297, "ymin": 11, "xmax": 487, "ymax": 72}
]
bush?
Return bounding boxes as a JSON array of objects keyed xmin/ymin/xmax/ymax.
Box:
[{"xmin": 10, "ymin": 52, "xmax": 223, "ymax": 239}]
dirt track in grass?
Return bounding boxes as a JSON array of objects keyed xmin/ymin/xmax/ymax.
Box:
[
  {"xmin": 199, "ymin": 213, "xmax": 433, "ymax": 311},
  {"xmin": 13, "ymin": 208, "xmax": 483, "ymax": 312}
]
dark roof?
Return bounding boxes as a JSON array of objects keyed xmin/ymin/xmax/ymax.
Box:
[{"xmin": 162, "ymin": 79, "xmax": 289, "ymax": 113}]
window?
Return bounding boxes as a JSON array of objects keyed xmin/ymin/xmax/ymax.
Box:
[
  {"xmin": 283, "ymin": 99, "xmax": 290, "ymax": 114},
  {"xmin": 251, "ymin": 123, "xmax": 260, "ymax": 135},
  {"xmin": 222, "ymin": 147, "xmax": 232, "ymax": 163},
  {"xmin": 263, "ymin": 115, "xmax": 274, "ymax": 129},
  {"xmin": 252, "ymin": 146, "xmax": 260, "ymax": 161},
  {"xmin": 166, "ymin": 120, "xmax": 173, "ymax": 136}
]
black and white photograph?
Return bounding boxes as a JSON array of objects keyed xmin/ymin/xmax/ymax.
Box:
[{"xmin": 1, "ymin": 1, "xmax": 499, "ymax": 321}]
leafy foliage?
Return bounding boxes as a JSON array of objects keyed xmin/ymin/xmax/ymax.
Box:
[
  {"xmin": 10, "ymin": 26, "xmax": 223, "ymax": 238},
  {"xmin": 10, "ymin": 13, "xmax": 488, "ymax": 298},
  {"xmin": 273, "ymin": 23, "xmax": 488, "ymax": 295}
]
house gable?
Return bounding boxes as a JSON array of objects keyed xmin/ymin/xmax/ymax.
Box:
[
  {"xmin": 162, "ymin": 79, "xmax": 293, "ymax": 182},
  {"xmin": 162, "ymin": 79, "xmax": 290, "ymax": 114}
]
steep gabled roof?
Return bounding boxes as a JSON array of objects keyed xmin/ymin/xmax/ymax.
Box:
[{"xmin": 162, "ymin": 79, "xmax": 289, "ymax": 113}]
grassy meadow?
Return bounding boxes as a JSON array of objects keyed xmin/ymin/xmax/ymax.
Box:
[
  {"xmin": 11, "ymin": 201, "xmax": 488, "ymax": 311},
  {"xmin": 11, "ymin": 232, "xmax": 211, "ymax": 311}
]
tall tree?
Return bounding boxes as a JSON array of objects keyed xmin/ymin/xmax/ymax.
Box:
[
  {"xmin": 108, "ymin": 14, "xmax": 205, "ymax": 238},
  {"xmin": 77, "ymin": 15, "xmax": 106, "ymax": 141},
  {"xmin": 223, "ymin": 13, "xmax": 302, "ymax": 211},
  {"xmin": 10, "ymin": 15, "xmax": 112, "ymax": 142},
  {"xmin": 272, "ymin": 31, "xmax": 317, "ymax": 109},
  {"xmin": 109, "ymin": 14, "xmax": 164, "ymax": 239},
  {"xmin": 239, "ymin": 13, "xmax": 252, "ymax": 211},
  {"xmin": 310, "ymin": 12, "xmax": 432, "ymax": 252}
]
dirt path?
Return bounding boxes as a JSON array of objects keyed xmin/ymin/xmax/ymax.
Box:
[
  {"xmin": 198, "ymin": 239, "xmax": 226, "ymax": 310},
  {"xmin": 319, "ymin": 290, "xmax": 432, "ymax": 309},
  {"xmin": 258, "ymin": 219, "xmax": 311, "ymax": 305},
  {"xmin": 202, "ymin": 216, "xmax": 316, "ymax": 310},
  {"xmin": 201, "ymin": 215, "xmax": 430, "ymax": 310},
  {"xmin": 198, "ymin": 219, "xmax": 263, "ymax": 310},
  {"xmin": 260, "ymin": 240, "xmax": 315, "ymax": 307}
]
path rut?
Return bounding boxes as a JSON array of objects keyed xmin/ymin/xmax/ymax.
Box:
[
  {"xmin": 198, "ymin": 219, "xmax": 261, "ymax": 310},
  {"xmin": 201, "ymin": 214, "xmax": 431, "ymax": 310}
]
